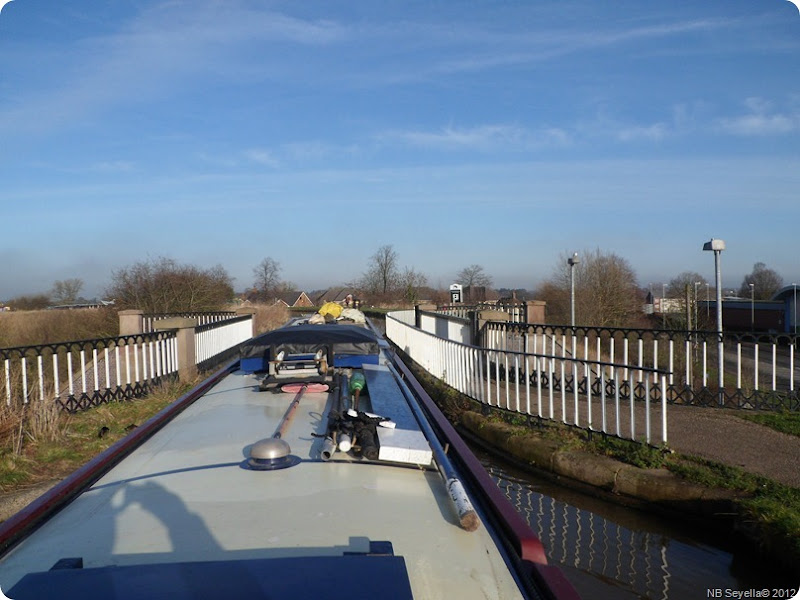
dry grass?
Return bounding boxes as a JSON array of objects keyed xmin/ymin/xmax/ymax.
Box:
[
  {"xmin": 246, "ymin": 303, "xmax": 290, "ymax": 335},
  {"xmin": 0, "ymin": 378, "xmax": 194, "ymax": 493},
  {"xmin": 0, "ymin": 308, "xmax": 119, "ymax": 348}
]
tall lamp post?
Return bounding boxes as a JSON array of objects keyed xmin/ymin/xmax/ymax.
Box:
[
  {"xmin": 749, "ymin": 283, "xmax": 755, "ymax": 331},
  {"xmin": 568, "ymin": 253, "xmax": 579, "ymax": 327},
  {"xmin": 793, "ymin": 283, "xmax": 797, "ymax": 335},
  {"xmin": 703, "ymin": 238, "xmax": 725, "ymax": 405}
]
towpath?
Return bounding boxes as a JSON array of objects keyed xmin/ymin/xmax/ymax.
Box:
[
  {"xmin": 665, "ymin": 403, "xmax": 799, "ymax": 488},
  {"xmin": 497, "ymin": 390, "xmax": 799, "ymax": 488}
]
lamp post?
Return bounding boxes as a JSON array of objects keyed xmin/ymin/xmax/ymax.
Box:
[
  {"xmin": 749, "ymin": 283, "xmax": 755, "ymax": 332},
  {"xmin": 568, "ymin": 252, "xmax": 579, "ymax": 327},
  {"xmin": 793, "ymin": 283, "xmax": 797, "ymax": 335},
  {"xmin": 694, "ymin": 281, "xmax": 701, "ymax": 331},
  {"xmin": 662, "ymin": 283, "xmax": 666, "ymax": 329},
  {"xmin": 703, "ymin": 238, "xmax": 725, "ymax": 405}
]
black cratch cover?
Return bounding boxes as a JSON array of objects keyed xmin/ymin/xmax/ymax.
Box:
[{"xmin": 240, "ymin": 323, "xmax": 380, "ymax": 360}]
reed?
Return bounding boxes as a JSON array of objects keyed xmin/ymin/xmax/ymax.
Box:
[
  {"xmin": 249, "ymin": 304, "xmax": 290, "ymax": 335},
  {"xmin": 0, "ymin": 308, "xmax": 118, "ymax": 348}
]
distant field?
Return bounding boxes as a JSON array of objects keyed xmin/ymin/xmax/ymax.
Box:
[
  {"xmin": 0, "ymin": 303, "xmax": 294, "ymax": 350},
  {"xmin": 0, "ymin": 308, "xmax": 119, "ymax": 349}
]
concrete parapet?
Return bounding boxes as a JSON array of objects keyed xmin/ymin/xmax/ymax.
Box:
[
  {"xmin": 154, "ymin": 317, "xmax": 197, "ymax": 381},
  {"xmin": 525, "ymin": 301, "xmax": 546, "ymax": 324},
  {"xmin": 118, "ymin": 310, "xmax": 144, "ymax": 336},
  {"xmin": 477, "ymin": 309, "xmax": 511, "ymax": 323}
]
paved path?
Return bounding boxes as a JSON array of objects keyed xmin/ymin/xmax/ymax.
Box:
[
  {"xmin": 666, "ymin": 404, "xmax": 800, "ymax": 488},
  {"xmin": 488, "ymin": 381, "xmax": 799, "ymax": 488}
]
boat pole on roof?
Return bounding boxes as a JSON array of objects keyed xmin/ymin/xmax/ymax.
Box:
[
  {"xmin": 274, "ymin": 384, "xmax": 308, "ymax": 440},
  {"xmin": 386, "ymin": 362, "xmax": 479, "ymax": 532}
]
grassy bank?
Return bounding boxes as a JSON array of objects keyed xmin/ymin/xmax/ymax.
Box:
[{"xmin": 0, "ymin": 379, "xmax": 196, "ymax": 494}]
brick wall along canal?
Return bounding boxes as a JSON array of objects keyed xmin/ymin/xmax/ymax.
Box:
[{"xmin": 473, "ymin": 447, "xmax": 796, "ymax": 600}]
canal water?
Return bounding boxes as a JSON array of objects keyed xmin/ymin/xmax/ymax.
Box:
[{"xmin": 473, "ymin": 447, "xmax": 797, "ymax": 600}]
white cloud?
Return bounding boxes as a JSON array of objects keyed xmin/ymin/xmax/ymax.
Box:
[
  {"xmin": 0, "ymin": 2, "xmax": 352, "ymax": 136},
  {"xmin": 377, "ymin": 124, "xmax": 569, "ymax": 151},
  {"xmin": 244, "ymin": 149, "xmax": 280, "ymax": 168},
  {"xmin": 716, "ymin": 97, "xmax": 800, "ymax": 136}
]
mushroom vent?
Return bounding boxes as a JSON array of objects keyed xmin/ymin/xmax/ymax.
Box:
[{"xmin": 247, "ymin": 438, "xmax": 301, "ymax": 471}]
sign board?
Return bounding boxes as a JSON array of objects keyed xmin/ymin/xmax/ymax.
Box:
[{"xmin": 449, "ymin": 284, "xmax": 463, "ymax": 304}]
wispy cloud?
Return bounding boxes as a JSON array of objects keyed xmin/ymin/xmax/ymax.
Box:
[
  {"xmin": 0, "ymin": 1, "xmax": 352, "ymax": 136},
  {"xmin": 715, "ymin": 97, "xmax": 800, "ymax": 136},
  {"xmin": 429, "ymin": 17, "xmax": 738, "ymax": 77},
  {"xmin": 244, "ymin": 149, "xmax": 280, "ymax": 168},
  {"xmin": 616, "ymin": 123, "xmax": 669, "ymax": 142},
  {"xmin": 377, "ymin": 124, "xmax": 569, "ymax": 151}
]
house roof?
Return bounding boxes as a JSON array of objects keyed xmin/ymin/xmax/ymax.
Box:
[
  {"xmin": 273, "ymin": 291, "xmax": 312, "ymax": 307},
  {"xmin": 313, "ymin": 288, "xmax": 352, "ymax": 305}
]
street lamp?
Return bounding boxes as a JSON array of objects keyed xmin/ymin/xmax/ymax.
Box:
[
  {"xmin": 694, "ymin": 281, "xmax": 701, "ymax": 331},
  {"xmin": 703, "ymin": 238, "xmax": 725, "ymax": 405},
  {"xmin": 568, "ymin": 252, "xmax": 579, "ymax": 327},
  {"xmin": 749, "ymin": 283, "xmax": 755, "ymax": 332},
  {"xmin": 793, "ymin": 283, "xmax": 797, "ymax": 335}
]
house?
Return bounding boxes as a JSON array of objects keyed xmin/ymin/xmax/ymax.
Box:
[{"xmin": 272, "ymin": 291, "xmax": 314, "ymax": 308}]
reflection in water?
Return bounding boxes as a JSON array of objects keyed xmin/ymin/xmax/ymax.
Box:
[{"xmin": 477, "ymin": 451, "xmax": 794, "ymax": 600}]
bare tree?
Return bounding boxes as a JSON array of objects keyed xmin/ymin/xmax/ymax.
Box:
[
  {"xmin": 666, "ymin": 272, "xmax": 707, "ymax": 299},
  {"xmin": 7, "ymin": 293, "xmax": 51, "ymax": 311},
  {"xmin": 738, "ymin": 262, "xmax": 783, "ymax": 300},
  {"xmin": 398, "ymin": 267, "xmax": 428, "ymax": 304},
  {"xmin": 360, "ymin": 245, "xmax": 399, "ymax": 296},
  {"xmin": 536, "ymin": 249, "xmax": 644, "ymax": 327},
  {"xmin": 107, "ymin": 257, "xmax": 234, "ymax": 313},
  {"xmin": 456, "ymin": 264, "xmax": 493, "ymax": 288},
  {"xmin": 253, "ymin": 257, "xmax": 282, "ymax": 298},
  {"xmin": 51, "ymin": 278, "xmax": 84, "ymax": 304}
]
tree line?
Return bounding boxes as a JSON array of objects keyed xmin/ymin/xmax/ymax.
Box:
[{"xmin": 2, "ymin": 248, "xmax": 787, "ymax": 330}]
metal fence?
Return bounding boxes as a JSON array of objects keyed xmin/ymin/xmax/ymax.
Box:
[
  {"xmin": 1, "ymin": 312, "xmax": 254, "ymax": 413},
  {"xmin": 1, "ymin": 331, "xmax": 179, "ymax": 412},
  {"xmin": 387, "ymin": 310, "xmax": 669, "ymax": 446},
  {"xmin": 482, "ymin": 321, "xmax": 799, "ymax": 411},
  {"xmin": 437, "ymin": 302, "xmax": 529, "ymax": 323},
  {"xmin": 143, "ymin": 311, "xmax": 237, "ymax": 333},
  {"xmin": 195, "ymin": 315, "xmax": 253, "ymax": 370}
]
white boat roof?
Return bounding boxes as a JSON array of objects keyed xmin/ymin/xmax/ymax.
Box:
[{"xmin": 0, "ymin": 360, "xmax": 536, "ymax": 599}]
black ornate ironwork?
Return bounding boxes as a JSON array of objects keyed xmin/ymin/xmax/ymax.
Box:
[
  {"xmin": 2, "ymin": 331, "xmax": 177, "ymax": 413},
  {"xmin": 479, "ymin": 320, "xmax": 799, "ymax": 412}
]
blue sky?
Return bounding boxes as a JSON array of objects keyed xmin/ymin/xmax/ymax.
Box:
[{"xmin": 1, "ymin": 0, "xmax": 798, "ymax": 300}]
